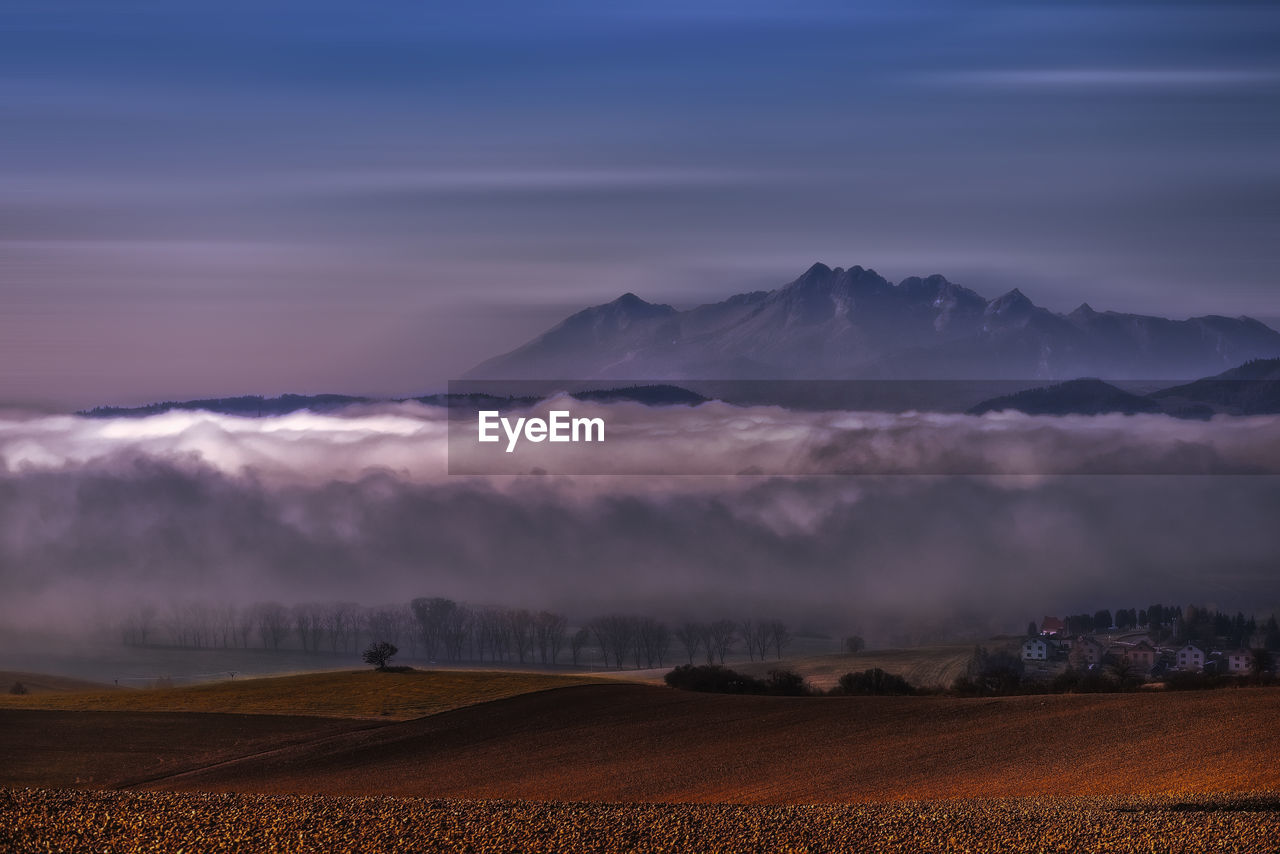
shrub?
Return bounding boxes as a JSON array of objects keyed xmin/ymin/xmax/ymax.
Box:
[
  {"xmin": 832, "ymin": 668, "xmax": 915, "ymax": 696},
  {"xmin": 952, "ymin": 646, "xmax": 1024, "ymax": 696},
  {"xmin": 1164, "ymin": 671, "xmax": 1231, "ymax": 691},
  {"xmin": 1050, "ymin": 668, "xmax": 1120, "ymax": 694},
  {"xmin": 9, "ymin": 681, "xmax": 28, "ymax": 695},
  {"xmin": 664, "ymin": 664, "xmax": 767, "ymax": 694},
  {"xmin": 763, "ymin": 669, "xmax": 814, "ymax": 696}
]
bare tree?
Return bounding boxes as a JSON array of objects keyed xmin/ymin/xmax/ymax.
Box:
[
  {"xmin": 507, "ymin": 609, "xmax": 536, "ymax": 664},
  {"xmin": 411, "ymin": 597, "xmax": 460, "ymax": 661},
  {"xmin": 535, "ymin": 611, "xmax": 569, "ymax": 665},
  {"xmin": 255, "ymin": 602, "xmax": 289, "ymax": 650},
  {"xmin": 121, "ymin": 603, "xmax": 158, "ymax": 647},
  {"xmin": 474, "ymin": 607, "xmax": 511, "ymax": 663},
  {"xmin": 321, "ymin": 602, "xmax": 358, "ymax": 653},
  {"xmin": 441, "ymin": 604, "xmax": 472, "ymax": 662},
  {"xmin": 590, "ymin": 615, "xmax": 637, "ymax": 670},
  {"xmin": 213, "ymin": 603, "xmax": 237, "ymax": 649},
  {"xmin": 766, "ymin": 620, "xmax": 792, "ymax": 660},
  {"xmin": 740, "ymin": 619, "xmax": 770, "ymax": 661},
  {"xmin": 235, "ymin": 606, "xmax": 255, "ymax": 649},
  {"xmin": 166, "ymin": 600, "xmax": 214, "ymax": 649},
  {"xmin": 635, "ymin": 618, "xmax": 671, "ymax": 669},
  {"xmin": 365, "ymin": 607, "xmax": 403, "ymax": 649},
  {"xmin": 570, "ymin": 627, "xmax": 591, "ymax": 666},
  {"xmin": 675, "ymin": 622, "xmax": 702, "ymax": 665},
  {"xmin": 707, "ymin": 619, "xmax": 737, "ymax": 665},
  {"xmin": 394, "ymin": 605, "xmax": 419, "ymax": 659},
  {"xmin": 292, "ymin": 603, "xmax": 324, "ymax": 653}
]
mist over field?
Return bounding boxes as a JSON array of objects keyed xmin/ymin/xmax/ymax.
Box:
[{"xmin": 2, "ymin": 403, "xmax": 1279, "ymax": 644}]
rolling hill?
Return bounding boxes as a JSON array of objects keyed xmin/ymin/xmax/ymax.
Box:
[
  {"xmin": 8, "ymin": 681, "xmax": 1278, "ymax": 804},
  {"xmin": 0, "ymin": 669, "xmax": 603, "ymax": 720}
]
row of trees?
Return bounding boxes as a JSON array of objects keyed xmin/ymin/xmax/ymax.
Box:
[
  {"xmin": 1049, "ymin": 606, "xmax": 1188, "ymax": 638},
  {"xmin": 118, "ymin": 599, "xmax": 796, "ymax": 670}
]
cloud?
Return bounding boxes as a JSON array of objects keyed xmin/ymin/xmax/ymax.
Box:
[
  {"xmin": 1, "ymin": 403, "xmax": 1278, "ymax": 644},
  {"xmin": 920, "ymin": 68, "xmax": 1280, "ymax": 92},
  {"xmin": 8, "ymin": 402, "xmax": 1280, "ymax": 480},
  {"xmin": 449, "ymin": 401, "xmax": 1280, "ymax": 476}
]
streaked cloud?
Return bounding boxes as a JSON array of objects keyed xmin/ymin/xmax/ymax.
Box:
[{"xmin": 924, "ymin": 68, "xmax": 1280, "ymax": 91}]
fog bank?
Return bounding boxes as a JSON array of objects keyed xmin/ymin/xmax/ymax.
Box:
[{"xmin": 2, "ymin": 405, "xmax": 1278, "ymax": 641}]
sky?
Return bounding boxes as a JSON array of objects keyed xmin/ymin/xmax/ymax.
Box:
[{"xmin": 3, "ymin": 0, "xmax": 1280, "ymax": 408}]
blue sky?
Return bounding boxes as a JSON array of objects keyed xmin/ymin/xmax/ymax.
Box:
[{"xmin": 3, "ymin": 1, "xmax": 1280, "ymax": 405}]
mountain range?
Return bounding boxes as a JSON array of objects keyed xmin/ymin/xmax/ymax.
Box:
[{"xmin": 466, "ymin": 263, "xmax": 1280, "ymax": 381}]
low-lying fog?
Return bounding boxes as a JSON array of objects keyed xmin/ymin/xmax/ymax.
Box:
[{"xmin": 2, "ymin": 402, "xmax": 1278, "ymax": 674}]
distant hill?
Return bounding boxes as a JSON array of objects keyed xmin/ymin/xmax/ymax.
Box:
[
  {"xmin": 969, "ymin": 379, "xmax": 1161, "ymax": 416},
  {"xmin": 1148, "ymin": 358, "xmax": 1280, "ymax": 417},
  {"xmin": 970, "ymin": 359, "xmax": 1280, "ymax": 417},
  {"xmin": 81, "ymin": 386, "xmax": 707, "ymax": 418},
  {"xmin": 568, "ymin": 384, "xmax": 707, "ymax": 406},
  {"xmin": 81, "ymin": 394, "xmax": 372, "ymax": 418},
  {"xmin": 77, "ymin": 365, "xmax": 1279, "ymax": 419},
  {"xmin": 466, "ymin": 263, "xmax": 1280, "ymax": 381}
]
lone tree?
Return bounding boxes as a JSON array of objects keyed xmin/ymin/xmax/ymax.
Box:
[{"xmin": 362, "ymin": 640, "xmax": 399, "ymax": 671}]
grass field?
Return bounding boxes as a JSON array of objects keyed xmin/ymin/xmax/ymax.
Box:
[
  {"xmin": 0, "ymin": 668, "xmax": 603, "ymax": 720},
  {"xmin": 5, "ymin": 788, "xmax": 1279, "ymax": 854},
  {"xmin": 0, "ymin": 670, "xmax": 116, "ymax": 695}
]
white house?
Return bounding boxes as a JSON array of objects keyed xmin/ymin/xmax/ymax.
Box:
[
  {"xmin": 1176, "ymin": 644, "xmax": 1205, "ymax": 672},
  {"xmin": 1022, "ymin": 638, "xmax": 1049, "ymax": 662},
  {"xmin": 1228, "ymin": 649, "xmax": 1254, "ymax": 674}
]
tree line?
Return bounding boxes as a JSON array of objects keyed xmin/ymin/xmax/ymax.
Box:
[{"xmin": 117, "ymin": 598, "xmax": 796, "ymax": 669}]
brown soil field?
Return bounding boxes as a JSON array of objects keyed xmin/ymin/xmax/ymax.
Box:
[
  {"xmin": 4, "ymin": 788, "xmax": 1279, "ymax": 854},
  {"xmin": 0, "ymin": 670, "xmax": 115, "ymax": 695},
  {"xmin": 6, "ymin": 682, "xmax": 1276, "ymax": 804},
  {"xmin": 0, "ymin": 668, "xmax": 602, "ymax": 720},
  {"xmin": 0, "ymin": 710, "xmax": 374, "ymax": 789}
]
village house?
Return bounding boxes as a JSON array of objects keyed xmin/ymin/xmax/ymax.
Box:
[
  {"xmin": 1069, "ymin": 636, "xmax": 1106, "ymax": 670},
  {"xmin": 1228, "ymin": 649, "xmax": 1254, "ymax": 674},
  {"xmin": 1103, "ymin": 639, "xmax": 1157, "ymax": 675},
  {"xmin": 1123, "ymin": 640, "xmax": 1157, "ymax": 675},
  {"xmin": 1022, "ymin": 637, "xmax": 1050, "ymax": 662},
  {"xmin": 1039, "ymin": 616, "xmax": 1064, "ymax": 637},
  {"xmin": 1176, "ymin": 643, "xmax": 1205, "ymax": 672}
]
